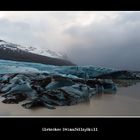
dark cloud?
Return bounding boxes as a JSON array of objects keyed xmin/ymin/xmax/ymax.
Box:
[
  {"xmin": 65, "ymin": 12, "xmax": 140, "ymax": 70},
  {"xmin": 0, "ymin": 12, "xmax": 140, "ymax": 70}
]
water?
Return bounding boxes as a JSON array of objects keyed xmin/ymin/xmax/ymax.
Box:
[{"xmin": 0, "ymin": 80, "xmax": 140, "ymax": 116}]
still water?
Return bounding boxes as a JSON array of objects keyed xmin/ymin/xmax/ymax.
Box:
[{"xmin": 0, "ymin": 80, "xmax": 140, "ymax": 116}]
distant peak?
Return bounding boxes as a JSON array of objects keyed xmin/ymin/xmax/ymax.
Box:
[
  {"xmin": 0, "ymin": 39, "xmax": 6, "ymax": 42},
  {"xmin": 0, "ymin": 39, "xmax": 65, "ymax": 59}
]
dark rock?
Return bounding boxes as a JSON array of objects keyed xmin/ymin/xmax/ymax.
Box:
[
  {"xmin": 0, "ymin": 71, "xmax": 138, "ymax": 109},
  {"xmin": 22, "ymin": 98, "xmax": 56, "ymax": 109},
  {"xmin": 2, "ymin": 93, "xmax": 27, "ymax": 104}
]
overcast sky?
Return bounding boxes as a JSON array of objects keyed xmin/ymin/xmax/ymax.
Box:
[{"xmin": 0, "ymin": 11, "xmax": 140, "ymax": 70}]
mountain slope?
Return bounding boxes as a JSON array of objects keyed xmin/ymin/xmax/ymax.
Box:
[
  {"xmin": 0, "ymin": 39, "xmax": 64, "ymax": 58},
  {"xmin": 0, "ymin": 39, "xmax": 75, "ymax": 66}
]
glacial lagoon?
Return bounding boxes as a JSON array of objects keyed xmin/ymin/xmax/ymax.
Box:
[{"xmin": 0, "ymin": 80, "xmax": 140, "ymax": 116}]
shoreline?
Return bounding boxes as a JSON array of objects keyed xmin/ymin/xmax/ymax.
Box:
[{"xmin": 0, "ymin": 82, "xmax": 140, "ymax": 116}]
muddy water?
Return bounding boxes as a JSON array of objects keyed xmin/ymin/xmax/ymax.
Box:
[{"xmin": 0, "ymin": 81, "xmax": 140, "ymax": 116}]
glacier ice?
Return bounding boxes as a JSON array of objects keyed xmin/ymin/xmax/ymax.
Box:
[{"xmin": 0, "ymin": 59, "xmax": 140, "ymax": 109}]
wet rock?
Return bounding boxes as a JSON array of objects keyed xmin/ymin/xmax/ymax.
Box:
[
  {"xmin": 0, "ymin": 72, "xmax": 134, "ymax": 109},
  {"xmin": 2, "ymin": 93, "xmax": 27, "ymax": 104},
  {"xmin": 22, "ymin": 98, "xmax": 56, "ymax": 109}
]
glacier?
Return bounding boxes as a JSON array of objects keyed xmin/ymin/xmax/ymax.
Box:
[
  {"xmin": 0, "ymin": 59, "xmax": 140, "ymax": 109},
  {"xmin": 0, "ymin": 59, "xmax": 117, "ymax": 78}
]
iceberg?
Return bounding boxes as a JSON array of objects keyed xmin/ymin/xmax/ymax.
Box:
[{"xmin": 0, "ymin": 59, "xmax": 140, "ymax": 109}]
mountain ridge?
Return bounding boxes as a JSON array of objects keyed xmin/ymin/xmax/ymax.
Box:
[{"xmin": 0, "ymin": 39, "xmax": 75, "ymax": 66}]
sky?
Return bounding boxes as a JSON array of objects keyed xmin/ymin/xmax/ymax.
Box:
[{"xmin": 0, "ymin": 11, "xmax": 140, "ymax": 70}]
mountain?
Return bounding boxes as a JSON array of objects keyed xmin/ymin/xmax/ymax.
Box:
[{"xmin": 0, "ymin": 39, "xmax": 75, "ymax": 66}]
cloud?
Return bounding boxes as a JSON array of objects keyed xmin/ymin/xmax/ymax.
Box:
[
  {"xmin": 0, "ymin": 18, "xmax": 33, "ymax": 44},
  {"xmin": 0, "ymin": 11, "xmax": 140, "ymax": 70},
  {"xmin": 0, "ymin": 11, "xmax": 78, "ymax": 52},
  {"xmin": 63, "ymin": 12, "xmax": 140, "ymax": 70}
]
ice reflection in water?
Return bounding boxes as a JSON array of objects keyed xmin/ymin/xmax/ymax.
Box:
[{"xmin": 86, "ymin": 80, "xmax": 140, "ymax": 102}]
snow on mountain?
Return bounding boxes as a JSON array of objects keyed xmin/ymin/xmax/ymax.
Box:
[{"xmin": 0, "ymin": 39, "xmax": 64, "ymax": 59}]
